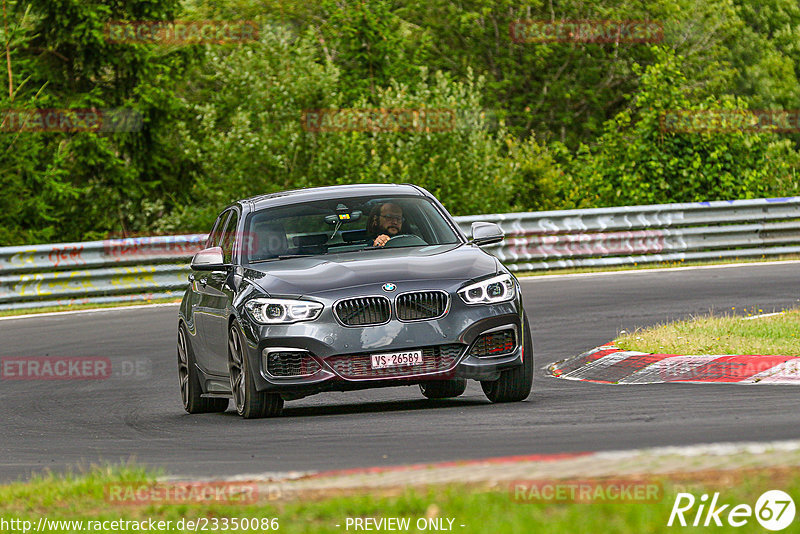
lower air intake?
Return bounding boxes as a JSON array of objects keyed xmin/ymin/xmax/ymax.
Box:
[
  {"xmin": 265, "ymin": 350, "xmax": 321, "ymax": 377},
  {"xmin": 469, "ymin": 329, "xmax": 516, "ymax": 357}
]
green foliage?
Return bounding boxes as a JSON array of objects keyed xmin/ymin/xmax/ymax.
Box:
[
  {"xmin": 315, "ymin": 0, "xmax": 430, "ymax": 102},
  {"xmin": 730, "ymin": 0, "xmax": 800, "ymax": 109},
  {"xmin": 0, "ymin": 0, "xmax": 195, "ymax": 244},
  {"xmin": 325, "ymin": 70, "xmax": 519, "ymax": 216},
  {"xmin": 1, "ymin": 0, "xmax": 800, "ymax": 245},
  {"xmin": 567, "ymin": 48, "xmax": 799, "ymax": 206},
  {"xmin": 503, "ymin": 135, "xmax": 574, "ymax": 212},
  {"xmin": 166, "ymin": 24, "xmax": 520, "ymax": 231},
  {"xmin": 162, "ymin": 23, "xmax": 343, "ymax": 230},
  {"xmin": 0, "ymin": 3, "xmax": 79, "ymax": 245}
]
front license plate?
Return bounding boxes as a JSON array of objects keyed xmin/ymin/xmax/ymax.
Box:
[{"xmin": 370, "ymin": 350, "xmax": 424, "ymax": 369}]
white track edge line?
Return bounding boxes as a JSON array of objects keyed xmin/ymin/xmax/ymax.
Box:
[
  {"xmin": 594, "ymin": 439, "xmax": 800, "ymax": 460},
  {"xmin": 519, "ymin": 259, "xmax": 800, "ymax": 281},
  {"xmin": 175, "ymin": 439, "xmax": 800, "ymax": 483},
  {"xmin": 742, "ymin": 311, "xmax": 786, "ymax": 320},
  {"xmin": 0, "ymin": 302, "xmax": 180, "ymax": 321}
]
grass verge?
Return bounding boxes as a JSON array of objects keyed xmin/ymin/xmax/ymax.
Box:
[
  {"xmin": 0, "ymin": 465, "xmax": 798, "ymax": 533},
  {"xmin": 615, "ymin": 308, "xmax": 800, "ymax": 356}
]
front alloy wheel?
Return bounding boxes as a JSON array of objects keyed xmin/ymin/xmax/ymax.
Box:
[{"xmin": 228, "ymin": 322, "xmax": 283, "ymax": 419}]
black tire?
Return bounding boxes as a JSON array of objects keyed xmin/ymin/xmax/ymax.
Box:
[
  {"xmin": 228, "ymin": 322, "xmax": 283, "ymax": 419},
  {"xmin": 419, "ymin": 378, "xmax": 467, "ymax": 399},
  {"xmin": 178, "ymin": 323, "xmax": 229, "ymax": 414},
  {"xmin": 481, "ymin": 319, "xmax": 533, "ymax": 403}
]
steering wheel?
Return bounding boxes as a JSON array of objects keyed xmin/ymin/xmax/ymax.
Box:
[{"xmin": 383, "ymin": 234, "xmax": 428, "ymax": 248}]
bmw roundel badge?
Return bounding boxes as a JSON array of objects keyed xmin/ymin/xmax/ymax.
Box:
[{"xmin": 382, "ymin": 283, "xmax": 397, "ymax": 292}]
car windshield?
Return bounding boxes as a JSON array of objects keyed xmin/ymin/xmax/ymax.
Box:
[{"xmin": 244, "ymin": 195, "xmax": 461, "ymax": 263}]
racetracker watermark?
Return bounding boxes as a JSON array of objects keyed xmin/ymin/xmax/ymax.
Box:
[
  {"xmin": 510, "ymin": 479, "xmax": 662, "ymax": 503},
  {"xmin": 301, "ymin": 108, "xmax": 498, "ymax": 133},
  {"xmin": 657, "ymin": 358, "xmax": 790, "ymax": 381},
  {"xmin": 1, "ymin": 517, "xmax": 278, "ymax": 533},
  {"xmin": 0, "ymin": 108, "xmax": 142, "ymax": 133},
  {"xmin": 102, "ymin": 235, "xmax": 208, "ymax": 259},
  {"xmin": 105, "ymin": 20, "xmax": 259, "ymax": 45},
  {"xmin": 102, "ymin": 232, "xmax": 269, "ymax": 259},
  {"xmin": 510, "ymin": 20, "xmax": 663, "ymax": 44},
  {"xmin": 0, "ymin": 357, "xmax": 151, "ymax": 381},
  {"xmin": 660, "ymin": 109, "xmax": 800, "ymax": 134},
  {"xmin": 105, "ymin": 482, "xmax": 262, "ymax": 505}
]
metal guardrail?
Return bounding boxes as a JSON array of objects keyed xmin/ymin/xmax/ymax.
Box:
[
  {"xmin": 462, "ymin": 197, "xmax": 800, "ymax": 271},
  {"xmin": 0, "ymin": 235, "xmax": 207, "ymax": 311},
  {"xmin": 1, "ymin": 197, "xmax": 798, "ymax": 310}
]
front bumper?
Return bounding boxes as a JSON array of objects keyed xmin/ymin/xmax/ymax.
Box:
[{"xmin": 237, "ymin": 287, "xmax": 526, "ymax": 397}]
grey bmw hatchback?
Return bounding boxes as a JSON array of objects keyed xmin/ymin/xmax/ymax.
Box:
[{"xmin": 178, "ymin": 184, "xmax": 532, "ymax": 418}]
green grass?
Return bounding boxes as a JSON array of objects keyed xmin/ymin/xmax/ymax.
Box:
[
  {"xmin": 616, "ymin": 308, "xmax": 800, "ymax": 356},
  {"xmin": 1, "ymin": 465, "xmax": 798, "ymax": 533},
  {"xmin": 0, "ymin": 297, "xmax": 182, "ymax": 317},
  {"xmin": 516, "ymin": 255, "xmax": 800, "ymax": 277}
]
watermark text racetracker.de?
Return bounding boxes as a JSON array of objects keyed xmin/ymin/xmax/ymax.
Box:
[
  {"xmin": 660, "ymin": 109, "xmax": 800, "ymax": 134},
  {"xmin": 301, "ymin": 108, "xmax": 498, "ymax": 133},
  {"xmin": 0, "ymin": 516, "xmax": 278, "ymax": 532},
  {"xmin": 104, "ymin": 20, "xmax": 259, "ymax": 45},
  {"xmin": 105, "ymin": 482, "xmax": 260, "ymax": 505},
  {"xmin": 1, "ymin": 356, "xmax": 151, "ymax": 381},
  {"xmin": 510, "ymin": 479, "xmax": 662, "ymax": 503},
  {"xmin": 0, "ymin": 109, "xmax": 142, "ymax": 133},
  {"xmin": 657, "ymin": 358, "xmax": 787, "ymax": 382},
  {"xmin": 102, "ymin": 234, "xmax": 207, "ymax": 260},
  {"xmin": 510, "ymin": 19, "xmax": 663, "ymax": 44},
  {"xmin": 101, "ymin": 232, "xmax": 264, "ymax": 259}
]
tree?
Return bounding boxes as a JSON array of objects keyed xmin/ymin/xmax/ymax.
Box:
[
  {"xmin": 568, "ymin": 47, "xmax": 799, "ymax": 207},
  {"xmin": 0, "ymin": 0, "xmax": 193, "ymax": 244}
]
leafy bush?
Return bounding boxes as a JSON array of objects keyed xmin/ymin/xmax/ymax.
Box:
[
  {"xmin": 566, "ymin": 48, "xmax": 800, "ymax": 207},
  {"xmin": 165, "ymin": 25, "xmax": 527, "ymax": 231},
  {"xmin": 3, "ymin": 1, "xmax": 800, "ymax": 245}
]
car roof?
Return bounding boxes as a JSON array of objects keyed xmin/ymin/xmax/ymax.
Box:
[{"xmin": 242, "ymin": 183, "xmax": 426, "ymax": 211}]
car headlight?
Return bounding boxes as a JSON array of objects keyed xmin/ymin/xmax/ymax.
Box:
[
  {"xmin": 244, "ymin": 298, "xmax": 323, "ymax": 324},
  {"xmin": 458, "ymin": 274, "xmax": 516, "ymax": 304}
]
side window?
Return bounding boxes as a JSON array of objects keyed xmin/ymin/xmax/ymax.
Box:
[
  {"xmin": 206, "ymin": 211, "xmax": 230, "ymax": 249},
  {"xmin": 219, "ymin": 210, "xmax": 240, "ymax": 264}
]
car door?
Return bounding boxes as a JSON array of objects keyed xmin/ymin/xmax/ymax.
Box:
[
  {"xmin": 202, "ymin": 208, "xmax": 241, "ymax": 375},
  {"xmin": 191, "ymin": 210, "xmax": 232, "ymax": 375}
]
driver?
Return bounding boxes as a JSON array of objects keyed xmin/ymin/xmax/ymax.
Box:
[{"xmin": 367, "ymin": 202, "xmax": 405, "ymax": 247}]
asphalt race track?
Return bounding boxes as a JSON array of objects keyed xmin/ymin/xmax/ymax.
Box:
[{"xmin": 1, "ymin": 262, "xmax": 798, "ymax": 482}]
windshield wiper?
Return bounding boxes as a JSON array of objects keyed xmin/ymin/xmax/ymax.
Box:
[
  {"xmin": 326, "ymin": 248, "xmax": 369, "ymax": 254},
  {"xmin": 361, "ymin": 244, "xmax": 428, "ymax": 251},
  {"xmin": 249, "ymin": 254, "xmax": 315, "ymax": 264}
]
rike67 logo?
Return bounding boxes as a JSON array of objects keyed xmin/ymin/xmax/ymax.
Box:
[{"xmin": 668, "ymin": 490, "xmax": 796, "ymax": 530}]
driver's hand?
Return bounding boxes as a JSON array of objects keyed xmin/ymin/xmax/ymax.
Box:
[{"xmin": 373, "ymin": 234, "xmax": 390, "ymax": 247}]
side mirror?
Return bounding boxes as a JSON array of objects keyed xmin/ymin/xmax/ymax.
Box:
[
  {"xmin": 191, "ymin": 246, "xmax": 227, "ymax": 271},
  {"xmin": 471, "ymin": 222, "xmax": 504, "ymax": 246}
]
